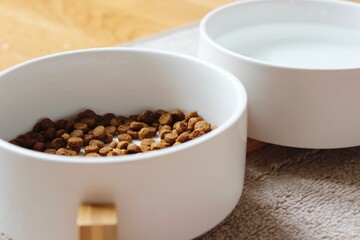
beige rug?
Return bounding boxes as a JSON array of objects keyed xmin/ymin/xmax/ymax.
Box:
[
  {"xmin": 123, "ymin": 24, "xmax": 360, "ymax": 240},
  {"xmin": 197, "ymin": 145, "xmax": 360, "ymax": 240}
]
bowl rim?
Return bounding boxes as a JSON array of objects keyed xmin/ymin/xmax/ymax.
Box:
[
  {"xmin": 199, "ymin": 0, "xmax": 360, "ymax": 71},
  {"xmin": 0, "ymin": 47, "xmax": 247, "ymax": 164}
]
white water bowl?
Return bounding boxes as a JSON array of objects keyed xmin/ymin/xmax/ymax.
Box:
[
  {"xmin": 0, "ymin": 48, "xmax": 247, "ymax": 240},
  {"xmin": 199, "ymin": 0, "xmax": 360, "ymax": 148}
]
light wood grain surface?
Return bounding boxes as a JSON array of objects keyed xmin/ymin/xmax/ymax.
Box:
[
  {"xmin": 77, "ymin": 204, "xmax": 117, "ymax": 240},
  {"xmin": 0, "ymin": 0, "xmax": 233, "ymax": 70}
]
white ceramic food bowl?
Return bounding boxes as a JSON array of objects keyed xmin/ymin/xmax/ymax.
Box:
[
  {"xmin": 199, "ymin": 0, "xmax": 360, "ymax": 148},
  {"xmin": 0, "ymin": 48, "xmax": 247, "ymax": 240}
]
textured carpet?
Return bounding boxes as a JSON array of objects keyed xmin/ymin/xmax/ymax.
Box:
[
  {"xmin": 197, "ymin": 145, "xmax": 360, "ymax": 240},
  {"xmin": 123, "ymin": 24, "xmax": 360, "ymax": 240}
]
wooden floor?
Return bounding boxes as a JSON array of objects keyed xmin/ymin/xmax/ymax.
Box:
[{"xmin": 0, "ymin": 0, "xmax": 234, "ymax": 70}]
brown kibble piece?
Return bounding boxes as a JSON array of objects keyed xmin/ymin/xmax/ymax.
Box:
[
  {"xmin": 79, "ymin": 109, "xmax": 97, "ymax": 119},
  {"xmin": 170, "ymin": 109, "xmax": 185, "ymax": 122},
  {"xmin": 44, "ymin": 142, "xmax": 52, "ymax": 150},
  {"xmin": 150, "ymin": 141, "xmax": 167, "ymax": 150},
  {"xmin": 123, "ymin": 118, "xmax": 135, "ymax": 125},
  {"xmin": 93, "ymin": 125, "xmax": 106, "ymax": 139},
  {"xmin": 164, "ymin": 132, "xmax": 178, "ymax": 145},
  {"xmin": 194, "ymin": 120, "xmax": 212, "ymax": 133},
  {"xmin": 32, "ymin": 122, "xmax": 43, "ymax": 132},
  {"xmin": 140, "ymin": 138, "xmax": 155, "ymax": 151},
  {"xmin": 103, "ymin": 133, "xmax": 114, "ymax": 144},
  {"xmin": 138, "ymin": 127, "xmax": 157, "ymax": 140},
  {"xmin": 27, "ymin": 132, "xmax": 39, "ymax": 139},
  {"xmin": 159, "ymin": 113, "xmax": 173, "ymax": 125},
  {"xmin": 159, "ymin": 125, "xmax": 172, "ymax": 132},
  {"xmin": 86, "ymin": 152, "xmax": 101, "ymax": 157},
  {"xmin": 173, "ymin": 121, "xmax": 188, "ymax": 134},
  {"xmin": 56, "ymin": 119, "xmax": 67, "ymax": 129},
  {"xmin": 56, "ymin": 148, "xmax": 77, "ymax": 156},
  {"xmin": 44, "ymin": 148, "xmax": 57, "ymax": 154},
  {"xmin": 61, "ymin": 133, "xmax": 71, "ymax": 141},
  {"xmin": 64, "ymin": 119, "xmax": 75, "ymax": 131},
  {"xmin": 160, "ymin": 140, "xmax": 171, "ymax": 148},
  {"xmin": 107, "ymin": 150, "xmax": 119, "ymax": 157},
  {"xmin": 83, "ymin": 134, "xmax": 94, "ymax": 145},
  {"xmin": 130, "ymin": 121, "xmax": 147, "ymax": 131},
  {"xmin": 117, "ymin": 141, "xmax": 129, "ymax": 149},
  {"xmin": 105, "ymin": 126, "xmax": 117, "ymax": 135},
  {"xmin": 55, "ymin": 129, "xmax": 67, "ymax": 138},
  {"xmin": 113, "ymin": 148, "xmax": 122, "ymax": 155},
  {"xmin": 110, "ymin": 118, "xmax": 121, "ymax": 127},
  {"xmin": 189, "ymin": 129, "xmax": 206, "ymax": 140},
  {"xmin": 17, "ymin": 133, "xmax": 30, "ymax": 140},
  {"xmin": 16, "ymin": 134, "xmax": 38, "ymax": 148},
  {"xmin": 96, "ymin": 117, "xmax": 109, "ymax": 127},
  {"xmin": 44, "ymin": 127, "xmax": 56, "ymax": 140},
  {"xmin": 114, "ymin": 148, "xmax": 128, "ymax": 155},
  {"xmin": 129, "ymin": 115, "xmax": 139, "ymax": 121},
  {"xmin": 159, "ymin": 129, "xmax": 172, "ymax": 139},
  {"xmin": 41, "ymin": 142, "xmax": 51, "ymax": 149},
  {"xmin": 81, "ymin": 118, "xmax": 96, "ymax": 128},
  {"xmin": 154, "ymin": 109, "xmax": 168, "ymax": 120},
  {"xmin": 70, "ymin": 129, "xmax": 84, "ymax": 138},
  {"xmin": 117, "ymin": 149, "xmax": 128, "ymax": 155},
  {"xmin": 118, "ymin": 133, "xmax": 132, "ymax": 142},
  {"xmin": 33, "ymin": 142, "xmax": 45, "ymax": 151},
  {"xmin": 67, "ymin": 146, "xmax": 81, "ymax": 153},
  {"xmin": 109, "ymin": 141, "xmax": 118, "ymax": 148},
  {"xmin": 103, "ymin": 113, "xmax": 116, "ymax": 121},
  {"xmin": 140, "ymin": 138, "xmax": 155, "ymax": 147},
  {"xmin": 17, "ymin": 138, "xmax": 37, "ymax": 149},
  {"xmin": 127, "ymin": 143, "xmax": 141, "ymax": 154},
  {"xmin": 84, "ymin": 145, "xmax": 99, "ymax": 154},
  {"xmin": 137, "ymin": 110, "xmax": 155, "ymax": 124},
  {"xmin": 67, "ymin": 137, "xmax": 84, "ymax": 148},
  {"xmin": 40, "ymin": 118, "xmax": 56, "ymax": 130},
  {"xmin": 140, "ymin": 145, "xmax": 150, "ymax": 151},
  {"xmin": 24, "ymin": 138, "xmax": 38, "ymax": 148},
  {"xmin": 188, "ymin": 117, "xmax": 203, "ymax": 131},
  {"xmin": 51, "ymin": 138, "xmax": 66, "ymax": 149},
  {"xmin": 176, "ymin": 131, "xmax": 190, "ymax": 143},
  {"xmin": 185, "ymin": 111, "xmax": 199, "ymax": 121},
  {"xmin": 117, "ymin": 124, "xmax": 130, "ymax": 134},
  {"xmin": 151, "ymin": 122, "xmax": 160, "ymax": 130},
  {"xmin": 99, "ymin": 146, "xmax": 113, "ymax": 156},
  {"xmin": 89, "ymin": 139, "xmax": 105, "ymax": 148},
  {"xmin": 116, "ymin": 115, "xmax": 127, "ymax": 123},
  {"xmin": 35, "ymin": 133, "xmax": 45, "ymax": 143},
  {"xmin": 9, "ymin": 139, "xmax": 20, "ymax": 146},
  {"xmin": 127, "ymin": 130, "xmax": 138, "ymax": 139},
  {"xmin": 18, "ymin": 133, "xmax": 33, "ymax": 142},
  {"xmin": 74, "ymin": 122, "xmax": 88, "ymax": 132}
]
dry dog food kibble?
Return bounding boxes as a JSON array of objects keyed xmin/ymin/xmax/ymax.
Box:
[
  {"xmin": 9, "ymin": 109, "xmax": 213, "ymax": 157},
  {"xmin": 93, "ymin": 126, "xmax": 106, "ymax": 139}
]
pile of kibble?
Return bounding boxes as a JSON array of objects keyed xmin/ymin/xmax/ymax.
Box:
[{"xmin": 9, "ymin": 109, "xmax": 212, "ymax": 157}]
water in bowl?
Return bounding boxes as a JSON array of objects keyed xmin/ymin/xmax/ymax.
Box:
[{"xmin": 216, "ymin": 23, "xmax": 360, "ymax": 69}]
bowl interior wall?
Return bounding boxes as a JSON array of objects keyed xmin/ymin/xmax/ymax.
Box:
[
  {"xmin": 0, "ymin": 50, "xmax": 243, "ymax": 140},
  {"xmin": 205, "ymin": 1, "xmax": 360, "ymax": 40}
]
